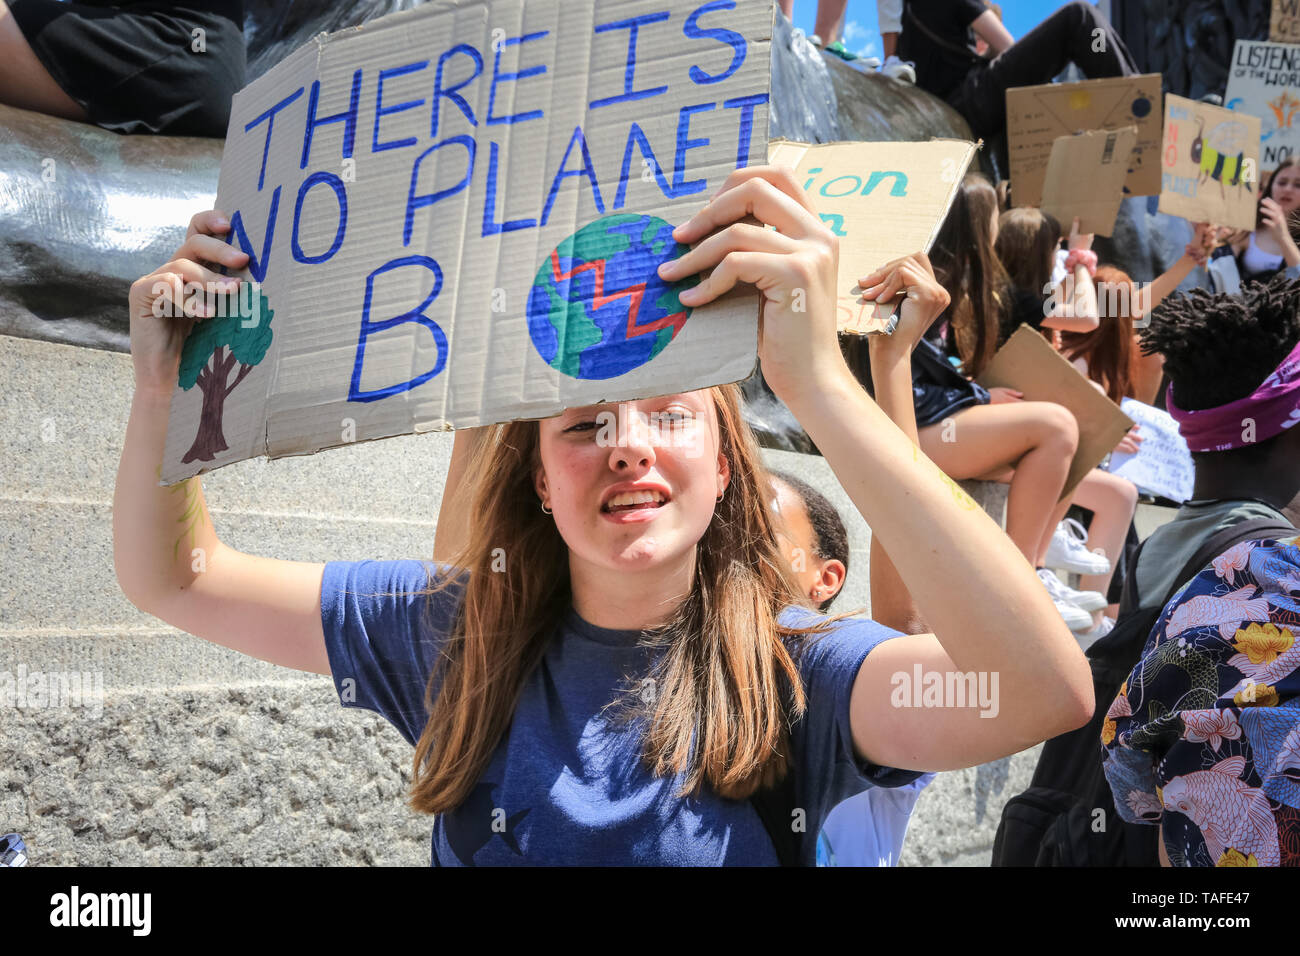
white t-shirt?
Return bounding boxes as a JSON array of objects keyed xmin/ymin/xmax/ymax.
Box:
[{"xmin": 816, "ymin": 773, "xmax": 937, "ymax": 866}]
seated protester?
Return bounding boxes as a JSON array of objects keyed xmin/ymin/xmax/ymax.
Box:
[
  {"xmin": 769, "ymin": 471, "xmax": 849, "ymax": 613},
  {"xmin": 898, "ymin": 0, "xmax": 1137, "ymax": 149},
  {"xmin": 1103, "ymin": 277, "xmax": 1300, "ymax": 865},
  {"xmin": 1102, "ymin": 535, "xmax": 1300, "ymax": 866},
  {"xmin": 768, "ymin": 470, "xmax": 936, "ymax": 867},
  {"xmin": 117, "ymin": 169, "xmax": 1096, "ymax": 867},
  {"xmin": 2, "ymin": 0, "xmax": 244, "ymax": 135},
  {"xmin": 843, "ymin": 176, "xmax": 1100, "ymax": 633},
  {"xmin": 993, "ymin": 275, "xmax": 1300, "ymax": 867},
  {"xmin": 995, "ymin": 209, "xmax": 1100, "ymax": 349},
  {"xmin": 1209, "ymin": 157, "xmax": 1300, "ymax": 296}
]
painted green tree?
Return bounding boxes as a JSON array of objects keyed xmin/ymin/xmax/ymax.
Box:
[{"xmin": 177, "ymin": 290, "xmax": 274, "ymax": 464}]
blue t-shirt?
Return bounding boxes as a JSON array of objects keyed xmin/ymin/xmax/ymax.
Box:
[{"xmin": 320, "ymin": 559, "xmax": 921, "ymax": 866}]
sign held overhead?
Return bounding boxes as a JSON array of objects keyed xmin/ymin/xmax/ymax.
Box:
[
  {"xmin": 1006, "ymin": 73, "xmax": 1162, "ymax": 209},
  {"xmin": 1225, "ymin": 39, "xmax": 1300, "ymax": 175},
  {"xmin": 161, "ymin": 0, "xmax": 773, "ymax": 485},
  {"xmin": 1039, "ymin": 126, "xmax": 1138, "ymax": 236},
  {"xmin": 1158, "ymin": 93, "xmax": 1261, "ymax": 232},
  {"xmin": 769, "ymin": 138, "xmax": 977, "ymax": 334}
]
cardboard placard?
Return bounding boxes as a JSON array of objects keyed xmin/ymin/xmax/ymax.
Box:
[
  {"xmin": 1105, "ymin": 398, "xmax": 1194, "ymax": 504},
  {"xmin": 161, "ymin": 0, "xmax": 773, "ymax": 484},
  {"xmin": 1039, "ymin": 126, "xmax": 1138, "ymax": 236},
  {"xmin": 1272, "ymin": 0, "xmax": 1300, "ymax": 44},
  {"xmin": 1007, "ymin": 73, "xmax": 1162, "ymax": 208},
  {"xmin": 975, "ymin": 325, "xmax": 1133, "ymax": 499},
  {"xmin": 1158, "ymin": 94, "xmax": 1261, "ymax": 232},
  {"xmin": 1225, "ymin": 39, "xmax": 1300, "ymax": 174},
  {"xmin": 768, "ymin": 138, "xmax": 978, "ymax": 334}
]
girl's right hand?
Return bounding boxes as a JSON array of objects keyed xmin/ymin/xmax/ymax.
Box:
[
  {"xmin": 127, "ymin": 210, "xmax": 249, "ymax": 397},
  {"xmin": 1260, "ymin": 198, "xmax": 1297, "ymax": 251},
  {"xmin": 1067, "ymin": 217, "xmax": 1094, "ymax": 252},
  {"xmin": 987, "ymin": 387, "xmax": 1023, "ymax": 405}
]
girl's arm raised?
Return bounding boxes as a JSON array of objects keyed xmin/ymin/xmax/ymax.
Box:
[
  {"xmin": 664, "ymin": 167, "xmax": 1092, "ymax": 772},
  {"xmin": 113, "ymin": 212, "xmax": 331, "ymax": 675}
]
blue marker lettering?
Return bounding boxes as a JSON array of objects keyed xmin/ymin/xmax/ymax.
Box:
[
  {"xmin": 541, "ymin": 126, "xmax": 606, "ymax": 225},
  {"xmin": 300, "ymin": 70, "xmax": 362, "ymax": 169},
  {"xmin": 431, "ymin": 44, "xmax": 483, "ymax": 138},
  {"xmin": 404, "ymin": 135, "xmax": 476, "ymax": 245},
  {"xmin": 684, "ymin": 1, "xmax": 745, "ymax": 84},
  {"xmin": 225, "ymin": 186, "xmax": 281, "ymax": 283},
  {"xmin": 487, "ymin": 30, "xmax": 549, "ymax": 126},
  {"xmin": 350, "ymin": 256, "xmax": 448, "ymax": 402},
  {"xmin": 373, "ymin": 60, "xmax": 429, "ymax": 153},
  {"xmin": 245, "ymin": 88, "xmax": 304, "ymax": 192},
  {"xmin": 589, "ymin": 11, "xmax": 669, "ymax": 109},
  {"xmin": 615, "ymin": 122, "xmax": 674, "ymax": 208},
  {"xmin": 722, "ymin": 92, "xmax": 766, "ymax": 168},
  {"xmin": 291, "ymin": 172, "xmax": 348, "ymax": 264},
  {"xmin": 482, "ymin": 140, "xmax": 537, "ymax": 236},
  {"xmin": 671, "ymin": 102, "xmax": 714, "ymax": 196}
]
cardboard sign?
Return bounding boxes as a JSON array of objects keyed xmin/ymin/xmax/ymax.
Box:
[
  {"xmin": 1158, "ymin": 94, "xmax": 1261, "ymax": 232},
  {"xmin": 1105, "ymin": 398, "xmax": 1194, "ymax": 504},
  {"xmin": 1007, "ymin": 73, "xmax": 1162, "ymax": 208},
  {"xmin": 161, "ymin": 0, "xmax": 773, "ymax": 484},
  {"xmin": 1272, "ymin": 0, "xmax": 1300, "ymax": 44},
  {"xmin": 768, "ymin": 138, "xmax": 977, "ymax": 334},
  {"xmin": 1226, "ymin": 39, "xmax": 1300, "ymax": 174},
  {"xmin": 1039, "ymin": 126, "xmax": 1138, "ymax": 236},
  {"xmin": 975, "ymin": 325, "xmax": 1133, "ymax": 499}
]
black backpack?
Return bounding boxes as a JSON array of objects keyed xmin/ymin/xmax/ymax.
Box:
[{"xmin": 991, "ymin": 513, "xmax": 1297, "ymax": 866}]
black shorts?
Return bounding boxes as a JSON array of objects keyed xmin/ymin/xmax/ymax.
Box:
[{"xmin": 9, "ymin": 0, "xmax": 245, "ymax": 136}]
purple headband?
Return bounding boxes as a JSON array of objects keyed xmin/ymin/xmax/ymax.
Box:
[{"xmin": 1166, "ymin": 339, "xmax": 1300, "ymax": 452}]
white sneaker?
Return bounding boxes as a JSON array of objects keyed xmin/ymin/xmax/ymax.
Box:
[
  {"xmin": 1078, "ymin": 615, "xmax": 1115, "ymax": 651},
  {"xmin": 881, "ymin": 55, "xmax": 916, "ymax": 83},
  {"xmin": 1044, "ymin": 518, "xmax": 1111, "ymax": 576},
  {"xmin": 1045, "ymin": 571, "xmax": 1107, "ymax": 612},
  {"xmin": 1037, "ymin": 569, "xmax": 1094, "ymax": 633}
]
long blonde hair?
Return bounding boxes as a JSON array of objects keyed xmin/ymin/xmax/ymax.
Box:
[{"xmin": 409, "ymin": 383, "xmax": 834, "ymax": 813}]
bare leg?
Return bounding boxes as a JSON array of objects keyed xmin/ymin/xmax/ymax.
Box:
[
  {"xmin": 919, "ymin": 401, "xmax": 1077, "ymax": 565},
  {"xmin": 882, "ymin": 31, "xmax": 898, "ymax": 58},
  {"xmin": 1070, "ymin": 470, "xmax": 1138, "ymax": 614},
  {"xmin": 1035, "ymin": 495, "xmax": 1074, "ymax": 567},
  {"xmin": 779, "ymin": 0, "xmax": 793, "ymax": 19},
  {"xmin": 813, "ymin": 0, "xmax": 848, "ymax": 43},
  {"xmin": 0, "ymin": 1, "xmax": 87, "ymax": 120}
]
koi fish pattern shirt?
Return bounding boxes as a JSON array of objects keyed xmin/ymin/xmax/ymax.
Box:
[{"xmin": 1102, "ymin": 536, "xmax": 1300, "ymax": 866}]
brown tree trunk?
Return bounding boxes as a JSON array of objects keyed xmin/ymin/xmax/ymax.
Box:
[{"xmin": 181, "ymin": 347, "xmax": 237, "ymax": 464}]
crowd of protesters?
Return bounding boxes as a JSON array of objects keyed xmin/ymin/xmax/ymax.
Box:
[{"xmin": 6, "ymin": 0, "xmax": 1297, "ymax": 868}]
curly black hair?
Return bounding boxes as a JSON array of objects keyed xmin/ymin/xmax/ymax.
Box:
[{"xmin": 1140, "ymin": 272, "xmax": 1300, "ymax": 411}]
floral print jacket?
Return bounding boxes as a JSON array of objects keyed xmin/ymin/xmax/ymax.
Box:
[{"xmin": 1101, "ymin": 535, "xmax": 1300, "ymax": 866}]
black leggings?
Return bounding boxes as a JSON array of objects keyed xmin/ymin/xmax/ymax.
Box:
[{"xmin": 949, "ymin": 0, "xmax": 1139, "ymax": 143}]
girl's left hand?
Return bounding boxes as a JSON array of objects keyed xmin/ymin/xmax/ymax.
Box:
[
  {"xmin": 1067, "ymin": 217, "xmax": 1094, "ymax": 252},
  {"xmin": 857, "ymin": 251, "xmax": 951, "ymax": 362},
  {"xmin": 660, "ymin": 165, "xmax": 842, "ymax": 405},
  {"xmin": 1115, "ymin": 425, "xmax": 1142, "ymax": 456}
]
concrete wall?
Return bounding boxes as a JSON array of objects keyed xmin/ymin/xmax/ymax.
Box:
[{"xmin": 2, "ymin": 336, "xmax": 1036, "ymax": 866}]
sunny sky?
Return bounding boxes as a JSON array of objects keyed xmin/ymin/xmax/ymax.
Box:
[{"xmin": 785, "ymin": 0, "xmax": 1082, "ymax": 60}]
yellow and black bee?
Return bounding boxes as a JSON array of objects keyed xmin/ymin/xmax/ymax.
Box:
[{"xmin": 1191, "ymin": 118, "xmax": 1254, "ymax": 199}]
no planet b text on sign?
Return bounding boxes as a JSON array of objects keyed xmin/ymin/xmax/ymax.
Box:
[{"xmin": 161, "ymin": 0, "xmax": 772, "ymax": 484}]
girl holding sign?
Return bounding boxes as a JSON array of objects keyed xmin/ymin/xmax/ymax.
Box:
[{"xmin": 113, "ymin": 165, "xmax": 1092, "ymax": 866}]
